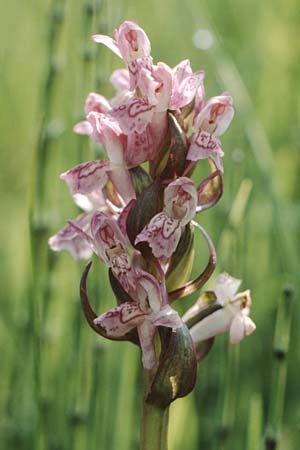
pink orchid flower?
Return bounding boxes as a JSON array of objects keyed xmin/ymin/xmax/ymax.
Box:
[
  {"xmin": 135, "ymin": 177, "xmax": 198, "ymax": 258},
  {"xmin": 94, "ymin": 271, "xmax": 182, "ymax": 369},
  {"xmin": 48, "ymin": 161, "xmax": 125, "ymax": 260},
  {"xmin": 187, "ymin": 94, "xmax": 234, "ymax": 172},
  {"xmin": 75, "ymin": 90, "xmax": 162, "ymax": 170},
  {"xmin": 186, "ymin": 273, "xmax": 256, "ymax": 344},
  {"xmin": 92, "ymin": 21, "xmax": 152, "ymax": 89}
]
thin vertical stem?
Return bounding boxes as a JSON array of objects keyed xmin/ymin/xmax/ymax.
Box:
[
  {"xmin": 29, "ymin": 2, "xmax": 65, "ymax": 449},
  {"xmin": 265, "ymin": 285, "xmax": 294, "ymax": 449},
  {"xmin": 140, "ymin": 369, "xmax": 169, "ymax": 450}
]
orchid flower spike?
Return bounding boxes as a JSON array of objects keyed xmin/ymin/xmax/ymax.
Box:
[
  {"xmin": 49, "ymin": 20, "xmax": 252, "ymax": 409},
  {"xmin": 187, "ymin": 273, "xmax": 256, "ymax": 344}
]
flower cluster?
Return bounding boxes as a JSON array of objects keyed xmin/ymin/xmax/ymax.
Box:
[{"xmin": 49, "ymin": 21, "xmax": 255, "ymax": 405}]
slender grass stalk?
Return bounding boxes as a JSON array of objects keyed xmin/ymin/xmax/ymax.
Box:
[
  {"xmin": 247, "ymin": 393, "xmax": 263, "ymax": 450},
  {"xmin": 211, "ymin": 178, "xmax": 252, "ymax": 449},
  {"xmin": 28, "ymin": 1, "xmax": 66, "ymax": 449},
  {"xmin": 265, "ymin": 285, "xmax": 294, "ymax": 449}
]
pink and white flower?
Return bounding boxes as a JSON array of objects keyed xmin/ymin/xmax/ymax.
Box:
[
  {"xmin": 135, "ymin": 177, "xmax": 198, "ymax": 258},
  {"xmin": 187, "ymin": 94, "xmax": 234, "ymax": 171},
  {"xmin": 48, "ymin": 161, "xmax": 122, "ymax": 261},
  {"xmin": 186, "ymin": 273, "xmax": 256, "ymax": 344},
  {"xmin": 74, "ymin": 89, "xmax": 166, "ymax": 170},
  {"xmin": 92, "ymin": 21, "xmax": 153, "ymax": 89},
  {"xmin": 94, "ymin": 271, "xmax": 182, "ymax": 369}
]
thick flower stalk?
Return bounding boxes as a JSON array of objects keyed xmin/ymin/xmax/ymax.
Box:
[{"xmin": 49, "ymin": 21, "xmax": 255, "ymax": 450}]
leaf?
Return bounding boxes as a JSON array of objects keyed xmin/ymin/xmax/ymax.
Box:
[
  {"xmin": 182, "ymin": 291, "xmax": 219, "ymax": 329},
  {"xmin": 166, "ymin": 223, "xmax": 194, "ymax": 291},
  {"xmin": 161, "ymin": 112, "xmax": 188, "ymax": 179},
  {"xmin": 197, "ymin": 158, "xmax": 223, "ymax": 212},
  {"xmin": 195, "ymin": 338, "xmax": 215, "ymax": 363},
  {"xmin": 147, "ymin": 324, "xmax": 197, "ymax": 408},
  {"xmin": 126, "ymin": 179, "xmax": 164, "ymax": 246},
  {"xmin": 168, "ymin": 223, "xmax": 216, "ymax": 302},
  {"xmin": 130, "ymin": 166, "xmax": 152, "ymax": 196},
  {"xmin": 149, "ymin": 126, "xmax": 171, "ymax": 178},
  {"xmin": 108, "ymin": 268, "xmax": 135, "ymax": 305}
]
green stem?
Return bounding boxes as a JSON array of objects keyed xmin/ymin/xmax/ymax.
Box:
[{"xmin": 140, "ymin": 369, "xmax": 169, "ymax": 450}]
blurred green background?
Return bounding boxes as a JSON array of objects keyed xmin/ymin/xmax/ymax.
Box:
[{"xmin": 1, "ymin": 0, "xmax": 299, "ymax": 449}]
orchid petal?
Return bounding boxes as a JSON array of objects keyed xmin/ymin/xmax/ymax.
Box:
[
  {"xmin": 111, "ymin": 95, "xmax": 154, "ymax": 135},
  {"xmin": 137, "ymin": 320, "xmax": 156, "ymax": 369},
  {"xmin": 153, "ymin": 305, "xmax": 182, "ymax": 328},
  {"xmin": 94, "ymin": 301, "xmax": 146, "ymax": 337},
  {"xmin": 107, "ymin": 167, "xmax": 136, "ymax": 203},
  {"xmin": 193, "ymin": 71, "xmax": 206, "ymax": 119},
  {"xmin": 136, "ymin": 272, "xmax": 162, "ymax": 314},
  {"xmin": 92, "ymin": 34, "xmax": 122, "ymax": 58},
  {"xmin": 151, "ymin": 63, "xmax": 173, "ymax": 112},
  {"xmin": 73, "ymin": 190, "xmax": 107, "ymax": 212},
  {"xmin": 135, "ymin": 212, "xmax": 182, "ymax": 259},
  {"xmin": 187, "ymin": 131, "xmax": 223, "ymax": 162},
  {"xmin": 48, "ymin": 213, "xmax": 93, "ymax": 260},
  {"xmin": 84, "ymin": 92, "xmax": 111, "ymax": 115},
  {"xmin": 229, "ymin": 313, "xmax": 256, "ymax": 344},
  {"xmin": 126, "ymin": 128, "xmax": 154, "ymax": 167},
  {"xmin": 194, "ymin": 93, "xmax": 234, "ymax": 136},
  {"xmin": 244, "ymin": 315, "xmax": 256, "ymax": 336},
  {"xmin": 138, "ymin": 68, "xmax": 160, "ymax": 107},
  {"xmin": 60, "ymin": 160, "xmax": 110, "ymax": 195},
  {"xmin": 190, "ymin": 308, "xmax": 233, "ymax": 343},
  {"xmin": 87, "ymin": 112, "xmax": 125, "ymax": 165},
  {"xmin": 114, "ymin": 21, "xmax": 151, "ymax": 63},
  {"xmin": 110, "ymin": 68, "xmax": 130, "ymax": 93},
  {"xmin": 214, "ymin": 273, "xmax": 242, "ymax": 306},
  {"xmin": 73, "ymin": 120, "xmax": 93, "ymax": 135},
  {"xmin": 128, "ymin": 57, "xmax": 153, "ymax": 89},
  {"xmin": 169, "ymin": 61, "xmax": 203, "ymax": 110}
]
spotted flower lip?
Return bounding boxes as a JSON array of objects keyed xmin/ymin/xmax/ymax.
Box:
[{"xmin": 188, "ymin": 273, "xmax": 256, "ymax": 344}]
